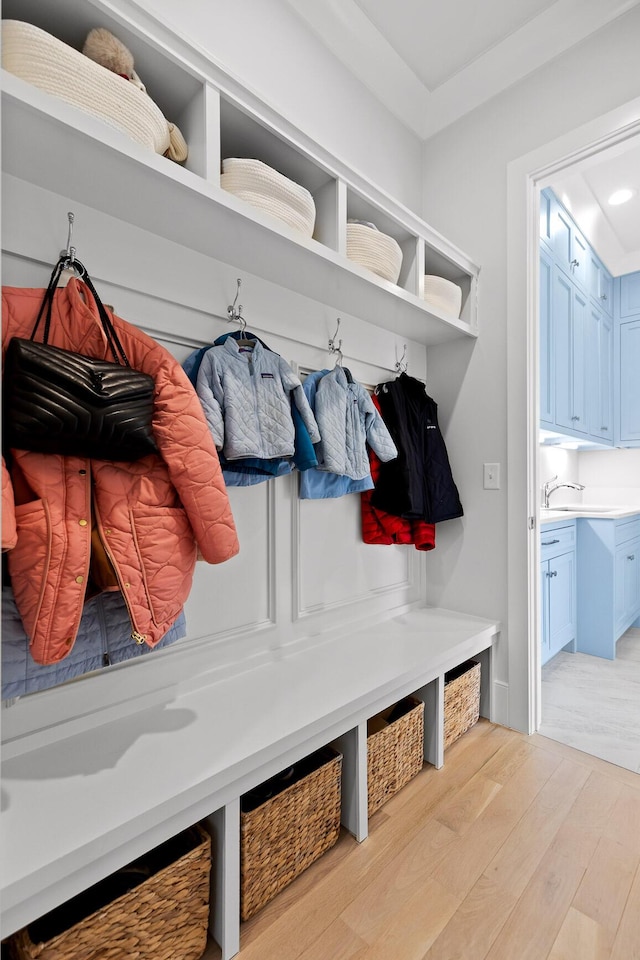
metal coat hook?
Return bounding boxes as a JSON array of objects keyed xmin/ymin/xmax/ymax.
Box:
[
  {"xmin": 60, "ymin": 211, "xmax": 76, "ymax": 265},
  {"xmin": 227, "ymin": 278, "xmax": 243, "ymax": 323},
  {"xmin": 395, "ymin": 344, "xmax": 408, "ymax": 374},
  {"xmin": 227, "ymin": 278, "xmax": 249, "ymax": 337},
  {"xmin": 328, "ymin": 317, "xmax": 343, "ymax": 364}
]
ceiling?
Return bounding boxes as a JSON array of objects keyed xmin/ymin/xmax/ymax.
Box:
[
  {"xmin": 285, "ymin": 0, "xmax": 640, "ymax": 274},
  {"xmin": 284, "ymin": 0, "xmax": 639, "ymax": 139},
  {"xmin": 547, "ymin": 136, "xmax": 640, "ymax": 275}
]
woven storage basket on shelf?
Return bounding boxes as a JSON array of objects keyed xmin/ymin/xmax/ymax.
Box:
[
  {"xmin": 2, "ymin": 20, "xmax": 182, "ymax": 158},
  {"xmin": 220, "ymin": 158, "xmax": 316, "ymax": 237},
  {"xmin": 346, "ymin": 222, "xmax": 403, "ymax": 284},
  {"xmin": 444, "ymin": 660, "xmax": 481, "ymax": 749},
  {"xmin": 422, "ymin": 275, "xmax": 463, "ymax": 319},
  {"xmin": 240, "ymin": 746, "xmax": 342, "ymax": 921},
  {"xmin": 367, "ymin": 696, "xmax": 424, "ymax": 817},
  {"xmin": 5, "ymin": 824, "xmax": 211, "ymax": 960}
]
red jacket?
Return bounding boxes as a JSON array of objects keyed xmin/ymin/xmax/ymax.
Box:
[
  {"xmin": 2, "ymin": 279, "xmax": 239, "ymax": 664},
  {"xmin": 361, "ymin": 393, "xmax": 436, "ymax": 552}
]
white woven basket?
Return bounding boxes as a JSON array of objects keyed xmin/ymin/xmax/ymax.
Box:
[
  {"xmin": 346, "ymin": 223, "xmax": 403, "ymax": 284},
  {"xmin": 2, "ymin": 20, "xmax": 174, "ymax": 156},
  {"xmin": 423, "ymin": 275, "xmax": 463, "ymax": 319},
  {"xmin": 220, "ymin": 158, "xmax": 316, "ymax": 237}
]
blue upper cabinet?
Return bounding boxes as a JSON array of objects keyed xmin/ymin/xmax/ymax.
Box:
[
  {"xmin": 588, "ymin": 303, "xmax": 614, "ymax": 444},
  {"xmin": 540, "ymin": 189, "xmax": 616, "ymax": 447},
  {"xmin": 549, "ymin": 192, "xmax": 589, "ymax": 291},
  {"xmin": 589, "ymin": 250, "xmax": 613, "ymax": 317},
  {"xmin": 620, "ymin": 270, "xmax": 640, "ymax": 318},
  {"xmin": 553, "ymin": 265, "xmax": 588, "ymax": 435},
  {"xmin": 620, "ymin": 318, "xmax": 640, "ymax": 443},
  {"xmin": 540, "ymin": 248, "xmax": 554, "ymax": 425}
]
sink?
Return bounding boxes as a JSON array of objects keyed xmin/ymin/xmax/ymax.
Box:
[{"xmin": 552, "ymin": 506, "xmax": 618, "ymax": 513}]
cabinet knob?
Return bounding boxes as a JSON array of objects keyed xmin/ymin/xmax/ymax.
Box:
[
  {"xmin": 601, "ymin": 426, "xmax": 608, "ymax": 431},
  {"xmin": 628, "ymin": 554, "xmax": 635, "ymax": 561},
  {"xmin": 570, "ymin": 258, "xmax": 580, "ymax": 268},
  {"xmin": 600, "ymin": 293, "xmax": 608, "ymax": 300},
  {"xmin": 547, "ymin": 569, "xmax": 558, "ymax": 577},
  {"xmin": 571, "ymin": 415, "xmax": 581, "ymax": 421}
]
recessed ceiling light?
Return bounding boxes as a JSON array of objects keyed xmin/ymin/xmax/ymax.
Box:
[{"xmin": 608, "ymin": 188, "xmax": 636, "ymax": 205}]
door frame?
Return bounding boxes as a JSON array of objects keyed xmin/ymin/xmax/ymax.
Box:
[{"xmin": 506, "ymin": 97, "xmax": 640, "ymax": 735}]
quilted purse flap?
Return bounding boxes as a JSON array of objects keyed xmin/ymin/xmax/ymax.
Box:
[{"xmin": 5, "ymin": 337, "xmax": 155, "ymax": 405}]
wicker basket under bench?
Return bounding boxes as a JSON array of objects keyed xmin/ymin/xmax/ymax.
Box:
[
  {"xmin": 240, "ymin": 745, "xmax": 342, "ymax": 921},
  {"xmin": 367, "ymin": 696, "xmax": 425, "ymax": 816},
  {"xmin": 444, "ymin": 659, "xmax": 481, "ymax": 749},
  {"xmin": 5, "ymin": 823, "xmax": 211, "ymax": 960}
]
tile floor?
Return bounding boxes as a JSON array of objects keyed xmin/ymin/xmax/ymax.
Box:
[{"xmin": 540, "ymin": 626, "xmax": 640, "ymax": 773}]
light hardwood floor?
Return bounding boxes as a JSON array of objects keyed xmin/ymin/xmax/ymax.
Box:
[{"xmin": 205, "ymin": 720, "xmax": 640, "ymax": 960}]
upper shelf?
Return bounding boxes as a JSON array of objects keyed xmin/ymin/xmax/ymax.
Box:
[{"xmin": 1, "ymin": 0, "xmax": 480, "ymax": 347}]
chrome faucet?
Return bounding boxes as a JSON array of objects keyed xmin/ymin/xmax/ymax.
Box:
[{"xmin": 542, "ymin": 475, "xmax": 585, "ymax": 509}]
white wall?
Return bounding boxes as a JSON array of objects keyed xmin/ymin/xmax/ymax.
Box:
[
  {"xmin": 419, "ymin": 5, "xmax": 640, "ymax": 729},
  {"xmin": 138, "ymin": 0, "xmax": 424, "ymax": 210}
]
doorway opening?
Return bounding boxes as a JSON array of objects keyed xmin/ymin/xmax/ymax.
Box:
[{"xmin": 505, "ymin": 97, "xmax": 640, "ymax": 752}]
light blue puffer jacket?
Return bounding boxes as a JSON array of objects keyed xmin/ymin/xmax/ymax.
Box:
[
  {"xmin": 2, "ymin": 588, "xmax": 185, "ymax": 700},
  {"xmin": 196, "ymin": 338, "xmax": 320, "ymax": 460},
  {"xmin": 314, "ymin": 366, "xmax": 398, "ymax": 480}
]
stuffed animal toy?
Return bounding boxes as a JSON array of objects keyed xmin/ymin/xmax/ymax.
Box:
[
  {"xmin": 81, "ymin": 26, "xmax": 188, "ymax": 164},
  {"xmin": 83, "ymin": 27, "xmax": 146, "ymax": 92}
]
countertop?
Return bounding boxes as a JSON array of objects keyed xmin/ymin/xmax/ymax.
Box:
[{"xmin": 541, "ymin": 505, "xmax": 640, "ymax": 523}]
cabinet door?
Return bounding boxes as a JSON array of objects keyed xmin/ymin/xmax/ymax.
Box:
[
  {"xmin": 550, "ymin": 196, "xmax": 588, "ymax": 291},
  {"xmin": 539, "ymin": 249, "xmax": 554, "ymax": 425},
  {"xmin": 541, "ymin": 561, "xmax": 551, "ymax": 664},
  {"xmin": 548, "ymin": 551, "xmax": 576, "ymax": 658},
  {"xmin": 587, "ymin": 304, "xmax": 613, "ymax": 443},
  {"xmin": 620, "ymin": 271, "xmax": 640, "ymax": 318},
  {"xmin": 571, "ymin": 226, "xmax": 589, "ymax": 292},
  {"xmin": 589, "ymin": 252, "xmax": 613, "ymax": 317},
  {"xmin": 615, "ymin": 540, "xmax": 640, "ymax": 633},
  {"xmin": 553, "ymin": 266, "xmax": 588, "ymax": 434},
  {"xmin": 620, "ymin": 319, "xmax": 640, "ymax": 442}
]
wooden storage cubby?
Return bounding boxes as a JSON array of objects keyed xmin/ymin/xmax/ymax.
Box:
[
  {"xmin": 219, "ymin": 96, "xmax": 340, "ymax": 249},
  {"xmin": 1, "ymin": 0, "xmax": 480, "ymax": 346}
]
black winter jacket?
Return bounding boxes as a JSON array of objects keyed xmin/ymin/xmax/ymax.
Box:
[{"xmin": 371, "ymin": 373, "xmax": 463, "ymax": 523}]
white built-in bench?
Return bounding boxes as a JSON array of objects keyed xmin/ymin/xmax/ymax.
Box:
[{"xmin": 0, "ymin": 605, "xmax": 499, "ymax": 959}]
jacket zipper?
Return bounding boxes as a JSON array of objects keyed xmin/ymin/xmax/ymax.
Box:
[{"xmin": 92, "ymin": 496, "xmax": 147, "ymax": 646}]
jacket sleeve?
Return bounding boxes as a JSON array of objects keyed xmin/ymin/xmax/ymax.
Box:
[
  {"xmin": 279, "ymin": 358, "xmax": 321, "ymax": 443},
  {"xmin": 361, "ymin": 390, "xmax": 398, "ymax": 463},
  {"xmin": 195, "ymin": 351, "xmax": 225, "ymax": 450},
  {"xmin": 2, "ymin": 457, "xmax": 17, "ymax": 552},
  {"xmin": 120, "ymin": 324, "xmax": 238, "ymax": 565}
]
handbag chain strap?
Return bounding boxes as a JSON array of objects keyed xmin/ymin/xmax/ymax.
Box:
[{"xmin": 30, "ymin": 260, "xmax": 132, "ymax": 367}]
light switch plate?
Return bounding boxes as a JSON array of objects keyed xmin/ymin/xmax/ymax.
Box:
[{"xmin": 483, "ymin": 462, "xmax": 500, "ymax": 489}]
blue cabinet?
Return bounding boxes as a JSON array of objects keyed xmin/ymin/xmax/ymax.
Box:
[
  {"xmin": 587, "ymin": 303, "xmax": 613, "ymax": 444},
  {"xmin": 589, "ymin": 250, "xmax": 613, "ymax": 317},
  {"xmin": 619, "ymin": 270, "xmax": 640, "ymax": 318},
  {"xmin": 539, "ymin": 190, "xmax": 614, "ymax": 447},
  {"xmin": 539, "ymin": 249, "xmax": 554, "ymax": 425},
  {"xmin": 577, "ymin": 515, "xmax": 640, "ymax": 659},
  {"xmin": 620, "ymin": 319, "xmax": 640, "ymax": 443},
  {"xmin": 553, "ymin": 265, "xmax": 588, "ymax": 435},
  {"xmin": 541, "ymin": 522, "xmax": 576, "ymax": 665},
  {"xmin": 549, "ymin": 194, "xmax": 589, "ymax": 292}
]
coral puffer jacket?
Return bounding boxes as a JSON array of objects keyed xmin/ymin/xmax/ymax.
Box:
[{"xmin": 2, "ymin": 280, "xmax": 239, "ymax": 665}]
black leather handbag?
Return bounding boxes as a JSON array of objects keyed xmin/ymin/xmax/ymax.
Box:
[{"xmin": 3, "ymin": 260, "xmax": 158, "ymax": 461}]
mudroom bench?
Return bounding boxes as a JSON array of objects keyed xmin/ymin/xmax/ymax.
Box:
[{"xmin": 1, "ymin": 605, "xmax": 499, "ymax": 959}]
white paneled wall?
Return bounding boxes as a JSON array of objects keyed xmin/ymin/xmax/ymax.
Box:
[{"xmin": 1, "ymin": 174, "xmax": 427, "ymax": 741}]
